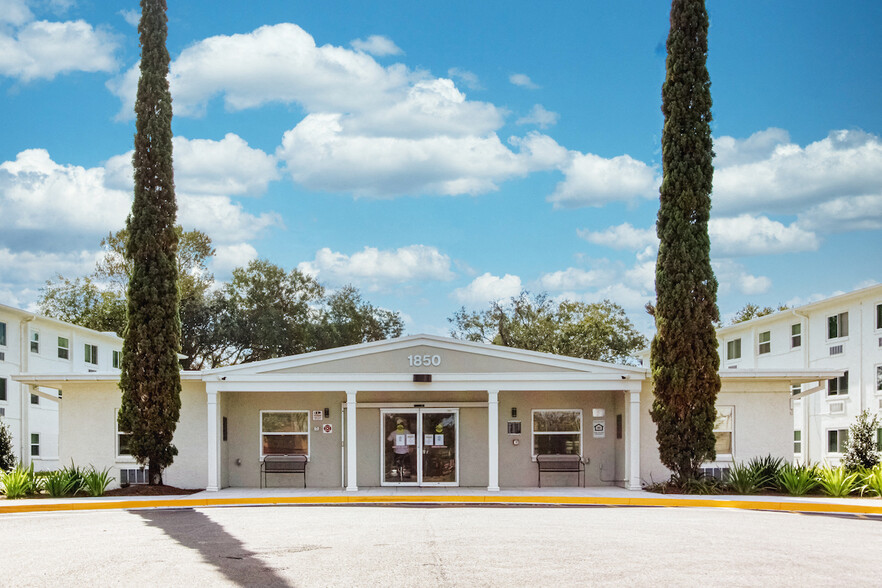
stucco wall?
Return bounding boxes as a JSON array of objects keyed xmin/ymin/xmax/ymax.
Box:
[{"xmin": 58, "ymin": 380, "xmax": 206, "ymax": 489}]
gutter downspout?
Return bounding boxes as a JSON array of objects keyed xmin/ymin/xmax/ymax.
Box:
[
  {"xmin": 20, "ymin": 315, "xmax": 35, "ymax": 467},
  {"xmin": 792, "ymin": 309, "xmax": 810, "ymax": 462},
  {"xmin": 858, "ymin": 301, "xmax": 864, "ymax": 414}
]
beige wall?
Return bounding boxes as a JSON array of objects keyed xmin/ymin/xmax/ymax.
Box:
[
  {"xmin": 639, "ymin": 380, "xmax": 795, "ymax": 483},
  {"xmin": 59, "ymin": 380, "xmax": 206, "ymax": 489},
  {"xmin": 224, "ymin": 391, "xmax": 347, "ymax": 488}
]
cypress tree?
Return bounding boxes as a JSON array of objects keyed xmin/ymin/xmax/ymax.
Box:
[
  {"xmin": 650, "ymin": 0, "xmax": 720, "ymax": 482},
  {"xmin": 118, "ymin": 0, "xmax": 181, "ymax": 486}
]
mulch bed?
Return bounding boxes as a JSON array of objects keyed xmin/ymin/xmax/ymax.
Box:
[{"xmin": 103, "ymin": 485, "xmax": 203, "ymax": 497}]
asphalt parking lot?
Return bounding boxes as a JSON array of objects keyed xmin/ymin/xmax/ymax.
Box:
[{"xmin": 2, "ymin": 504, "xmax": 881, "ymax": 586}]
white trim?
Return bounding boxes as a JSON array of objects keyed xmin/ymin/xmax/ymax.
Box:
[
  {"xmin": 487, "ymin": 389, "xmax": 499, "ymax": 492},
  {"xmin": 627, "ymin": 391, "xmax": 640, "ymax": 490},
  {"xmin": 530, "ymin": 408, "xmax": 583, "ymax": 460},
  {"xmin": 345, "ymin": 390, "xmax": 357, "ymax": 491},
  {"xmin": 206, "ymin": 386, "xmax": 220, "ymax": 492}
]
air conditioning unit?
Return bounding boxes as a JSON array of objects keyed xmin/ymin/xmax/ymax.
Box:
[
  {"xmin": 829, "ymin": 345, "xmax": 843, "ymax": 356},
  {"xmin": 829, "ymin": 402, "xmax": 845, "ymax": 414},
  {"xmin": 120, "ymin": 467, "xmax": 148, "ymax": 485}
]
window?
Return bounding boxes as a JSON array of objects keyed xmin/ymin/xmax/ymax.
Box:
[
  {"xmin": 726, "ymin": 339, "xmax": 741, "ymax": 361},
  {"xmin": 827, "ymin": 429, "xmax": 848, "ymax": 454},
  {"xmin": 532, "ymin": 409, "xmax": 582, "ymax": 456},
  {"xmin": 758, "ymin": 331, "xmax": 771, "ymax": 355},
  {"xmin": 794, "ymin": 430, "xmax": 802, "ymax": 454},
  {"xmin": 877, "ymin": 365, "xmax": 882, "ymax": 393},
  {"xmin": 57, "ymin": 337, "xmax": 70, "ymax": 360},
  {"xmin": 118, "ymin": 430, "xmax": 133, "ymax": 457},
  {"xmin": 877, "ymin": 303, "xmax": 882, "ymax": 330},
  {"xmin": 30, "ymin": 330, "xmax": 39, "ymax": 353},
  {"xmin": 827, "ymin": 311, "xmax": 848, "ymax": 339},
  {"xmin": 828, "ymin": 371, "xmax": 849, "ymax": 396},
  {"xmin": 84, "ymin": 344, "xmax": 98, "ymax": 365},
  {"xmin": 0, "ymin": 321, "xmax": 6, "ymax": 346},
  {"xmin": 30, "ymin": 433, "xmax": 40, "ymax": 457},
  {"xmin": 0, "ymin": 377, "xmax": 6, "ymax": 402},
  {"xmin": 713, "ymin": 406, "xmax": 734, "ymax": 457},
  {"xmin": 791, "ymin": 384, "xmax": 801, "ymax": 396},
  {"xmin": 260, "ymin": 411, "xmax": 309, "ymax": 458},
  {"xmin": 112, "ymin": 350, "xmax": 121, "ymax": 369},
  {"xmin": 31, "ymin": 393, "xmax": 39, "ymax": 405},
  {"xmin": 791, "ymin": 323, "xmax": 801, "ymax": 348}
]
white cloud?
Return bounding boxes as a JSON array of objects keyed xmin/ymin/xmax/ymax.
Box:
[
  {"xmin": 516, "ymin": 104, "xmax": 559, "ymax": 129},
  {"xmin": 548, "ymin": 152, "xmax": 659, "ymax": 208},
  {"xmin": 118, "ymin": 9, "xmax": 139, "ymax": 27},
  {"xmin": 578, "ymin": 223, "xmax": 657, "ymax": 251},
  {"xmin": 299, "ymin": 245, "xmax": 455, "ymax": 290},
  {"xmin": 714, "ymin": 260, "xmax": 771, "ymax": 296},
  {"xmin": 350, "ymin": 34, "xmax": 402, "ymax": 56},
  {"xmin": 0, "ymin": 247, "xmax": 99, "ymax": 284},
  {"xmin": 795, "ymin": 195, "xmax": 882, "ymax": 233},
  {"xmin": 709, "ymin": 215, "xmax": 817, "ymax": 256},
  {"xmin": 0, "ymin": 0, "xmax": 32, "ymax": 26},
  {"xmin": 537, "ymin": 267, "xmax": 608, "ymax": 292},
  {"xmin": 451, "ymin": 273, "xmax": 522, "ymax": 306},
  {"xmin": 447, "ymin": 67, "xmax": 481, "ymax": 90},
  {"xmin": 509, "ymin": 73, "xmax": 538, "ymax": 89},
  {"xmin": 713, "ymin": 129, "xmax": 882, "ymax": 218},
  {"xmin": 713, "ymin": 128, "xmax": 791, "ymax": 168},
  {"xmin": 0, "ymin": 18, "xmax": 118, "ymax": 81},
  {"xmin": 212, "ymin": 243, "xmax": 258, "ymax": 276},
  {"xmin": 177, "ymin": 195, "xmax": 282, "ymax": 244}
]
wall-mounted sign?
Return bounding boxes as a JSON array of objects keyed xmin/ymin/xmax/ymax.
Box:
[
  {"xmin": 593, "ymin": 419, "xmax": 606, "ymax": 438},
  {"xmin": 312, "ymin": 410, "xmax": 323, "ymax": 421},
  {"xmin": 323, "ymin": 424, "xmax": 333, "ymax": 434}
]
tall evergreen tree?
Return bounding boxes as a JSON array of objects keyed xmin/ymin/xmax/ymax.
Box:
[
  {"xmin": 650, "ymin": 0, "xmax": 720, "ymax": 481},
  {"xmin": 118, "ymin": 0, "xmax": 181, "ymax": 485}
]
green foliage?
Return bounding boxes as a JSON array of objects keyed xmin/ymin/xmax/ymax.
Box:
[
  {"xmin": 726, "ymin": 462, "xmax": 761, "ymax": 494},
  {"xmin": 119, "ymin": 0, "xmax": 181, "ymax": 486},
  {"xmin": 0, "ymin": 463, "xmax": 39, "ymax": 498},
  {"xmin": 776, "ymin": 463, "xmax": 819, "ymax": 496},
  {"xmin": 313, "ymin": 285, "xmax": 405, "ymax": 349},
  {"xmin": 745, "ymin": 455, "xmax": 784, "ymax": 491},
  {"xmin": 650, "ymin": 0, "xmax": 720, "ymax": 482},
  {"xmin": 816, "ymin": 466, "xmax": 859, "ymax": 497},
  {"xmin": 730, "ymin": 303, "xmax": 789, "ymax": 325},
  {"xmin": 449, "ymin": 292, "xmax": 647, "ymax": 365},
  {"xmin": 842, "ymin": 410, "xmax": 881, "ymax": 472},
  {"xmin": 42, "ymin": 469, "xmax": 81, "ymax": 497},
  {"xmin": 859, "ymin": 464, "xmax": 882, "ymax": 497},
  {"xmin": 0, "ymin": 418, "xmax": 15, "ymax": 471},
  {"xmin": 38, "ymin": 275, "xmax": 126, "ymax": 335},
  {"xmin": 59, "ymin": 461, "xmax": 86, "ymax": 493},
  {"xmin": 81, "ymin": 467, "xmax": 115, "ymax": 497}
]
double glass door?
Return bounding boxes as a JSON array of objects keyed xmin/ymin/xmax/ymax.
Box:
[{"xmin": 381, "ymin": 409, "xmax": 458, "ymax": 486}]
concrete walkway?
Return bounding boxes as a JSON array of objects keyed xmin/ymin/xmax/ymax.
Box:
[{"xmin": 2, "ymin": 485, "xmax": 881, "ymax": 516}]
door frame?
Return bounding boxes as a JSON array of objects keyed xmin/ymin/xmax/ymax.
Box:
[{"xmin": 379, "ymin": 408, "xmax": 460, "ymax": 487}]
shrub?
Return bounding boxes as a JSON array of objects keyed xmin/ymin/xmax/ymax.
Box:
[
  {"xmin": 745, "ymin": 455, "xmax": 784, "ymax": 491},
  {"xmin": 42, "ymin": 469, "xmax": 80, "ymax": 497},
  {"xmin": 0, "ymin": 419, "xmax": 15, "ymax": 472},
  {"xmin": 0, "ymin": 463, "xmax": 40, "ymax": 498},
  {"xmin": 59, "ymin": 461, "xmax": 86, "ymax": 495},
  {"xmin": 726, "ymin": 462, "xmax": 760, "ymax": 494},
  {"xmin": 816, "ymin": 466, "xmax": 859, "ymax": 497},
  {"xmin": 843, "ymin": 410, "xmax": 881, "ymax": 472},
  {"xmin": 777, "ymin": 463, "xmax": 818, "ymax": 496},
  {"xmin": 81, "ymin": 466, "xmax": 114, "ymax": 497},
  {"xmin": 859, "ymin": 464, "xmax": 882, "ymax": 497}
]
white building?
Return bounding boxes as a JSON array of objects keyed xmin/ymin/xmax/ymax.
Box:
[
  {"xmin": 715, "ymin": 284, "xmax": 882, "ymax": 465},
  {"xmin": 0, "ymin": 304, "xmax": 122, "ymax": 470}
]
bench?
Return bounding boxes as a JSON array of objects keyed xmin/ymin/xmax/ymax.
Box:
[
  {"xmin": 536, "ymin": 454, "xmax": 587, "ymax": 488},
  {"xmin": 261, "ymin": 454, "xmax": 308, "ymax": 488}
]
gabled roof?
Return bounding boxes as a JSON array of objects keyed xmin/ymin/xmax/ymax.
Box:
[{"xmin": 205, "ymin": 334, "xmax": 649, "ymax": 377}]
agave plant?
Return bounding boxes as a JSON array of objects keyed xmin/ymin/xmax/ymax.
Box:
[
  {"xmin": 81, "ymin": 466, "xmax": 115, "ymax": 497},
  {"xmin": 726, "ymin": 462, "xmax": 760, "ymax": 494},
  {"xmin": 745, "ymin": 455, "xmax": 784, "ymax": 491},
  {"xmin": 0, "ymin": 463, "xmax": 40, "ymax": 499},
  {"xmin": 816, "ymin": 465, "xmax": 859, "ymax": 497},
  {"xmin": 42, "ymin": 469, "xmax": 80, "ymax": 497},
  {"xmin": 859, "ymin": 464, "xmax": 882, "ymax": 497},
  {"xmin": 777, "ymin": 463, "xmax": 818, "ymax": 496}
]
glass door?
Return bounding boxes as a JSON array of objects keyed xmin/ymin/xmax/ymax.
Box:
[{"xmin": 381, "ymin": 409, "xmax": 458, "ymax": 486}]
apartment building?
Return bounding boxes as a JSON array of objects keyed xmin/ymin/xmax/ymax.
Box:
[
  {"xmin": 715, "ymin": 284, "xmax": 882, "ymax": 465},
  {"xmin": 0, "ymin": 304, "xmax": 122, "ymax": 470}
]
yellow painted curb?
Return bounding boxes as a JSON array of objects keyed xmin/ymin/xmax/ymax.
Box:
[{"xmin": 1, "ymin": 495, "xmax": 881, "ymax": 516}]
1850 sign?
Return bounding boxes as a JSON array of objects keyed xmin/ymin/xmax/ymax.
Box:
[{"xmin": 407, "ymin": 354, "xmax": 442, "ymax": 367}]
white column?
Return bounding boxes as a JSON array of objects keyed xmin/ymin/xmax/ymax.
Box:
[
  {"xmin": 206, "ymin": 385, "xmax": 221, "ymax": 492},
  {"xmin": 345, "ymin": 390, "xmax": 358, "ymax": 491},
  {"xmin": 626, "ymin": 390, "xmax": 641, "ymax": 490},
  {"xmin": 487, "ymin": 389, "xmax": 500, "ymax": 491}
]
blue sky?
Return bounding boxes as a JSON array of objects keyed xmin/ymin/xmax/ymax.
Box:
[{"xmin": 1, "ymin": 0, "xmax": 880, "ymax": 337}]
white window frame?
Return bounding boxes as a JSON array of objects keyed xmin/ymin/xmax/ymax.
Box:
[
  {"xmin": 876, "ymin": 303, "xmax": 882, "ymax": 331},
  {"xmin": 112, "ymin": 350, "xmax": 121, "ymax": 369},
  {"xmin": 827, "ymin": 428, "xmax": 848, "ymax": 455},
  {"xmin": 793, "ymin": 430, "xmax": 802, "ymax": 455},
  {"xmin": 876, "ymin": 364, "xmax": 882, "ymax": 394},
  {"xmin": 0, "ymin": 377, "xmax": 7, "ymax": 402},
  {"xmin": 713, "ymin": 405, "xmax": 735, "ymax": 461},
  {"xmin": 726, "ymin": 338, "xmax": 741, "ymax": 361},
  {"xmin": 531, "ymin": 409, "xmax": 583, "ymax": 459},
  {"xmin": 827, "ymin": 371, "xmax": 849, "ymax": 396},
  {"xmin": 791, "ymin": 323, "xmax": 801, "ymax": 348},
  {"xmin": 827, "ymin": 311, "xmax": 848, "ymax": 340},
  {"xmin": 0, "ymin": 321, "xmax": 6, "ymax": 347},
  {"xmin": 84, "ymin": 343, "xmax": 98, "ymax": 365},
  {"xmin": 758, "ymin": 331, "xmax": 771, "ymax": 355},
  {"xmin": 259, "ymin": 410, "xmax": 310, "ymax": 460},
  {"xmin": 57, "ymin": 336, "xmax": 70, "ymax": 360},
  {"xmin": 30, "ymin": 433, "xmax": 40, "ymax": 457},
  {"xmin": 29, "ymin": 329, "xmax": 40, "ymax": 354}
]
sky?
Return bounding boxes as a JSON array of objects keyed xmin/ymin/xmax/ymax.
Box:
[{"xmin": 1, "ymin": 0, "xmax": 880, "ymax": 338}]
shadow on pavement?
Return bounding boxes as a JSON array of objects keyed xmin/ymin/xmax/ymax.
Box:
[{"xmin": 134, "ymin": 508, "xmax": 292, "ymax": 587}]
